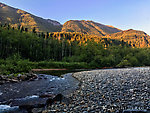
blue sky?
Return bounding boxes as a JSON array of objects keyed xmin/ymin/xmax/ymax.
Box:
[{"xmin": 1, "ymin": 0, "xmax": 150, "ymax": 34}]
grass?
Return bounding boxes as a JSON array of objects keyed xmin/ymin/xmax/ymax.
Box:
[{"xmin": 0, "ymin": 58, "xmax": 89, "ymax": 75}]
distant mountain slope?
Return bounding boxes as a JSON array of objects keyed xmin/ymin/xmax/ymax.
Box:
[
  {"xmin": 1, "ymin": 2, "xmax": 150, "ymax": 48},
  {"xmin": 62, "ymin": 20, "xmax": 122, "ymax": 36},
  {"xmin": 106, "ymin": 29, "xmax": 150, "ymax": 48},
  {"xmin": 0, "ymin": 2, "xmax": 62, "ymax": 32},
  {"xmin": 62, "ymin": 20, "xmax": 150, "ymax": 48}
]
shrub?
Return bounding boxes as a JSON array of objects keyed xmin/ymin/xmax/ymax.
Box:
[{"xmin": 116, "ymin": 59, "xmax": 132, "ymax": 67}]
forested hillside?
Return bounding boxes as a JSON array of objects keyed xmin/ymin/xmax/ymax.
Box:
[
  {"xmin": 1, "ymin": 24, "xmax": 150, "ymax": 74},
  {"xmin": 106, "ymin": 29, "xmax": 150, "ymax": 48},
  {"xmin": 48, "ymin": 32, "xmax": 129, "ymax": 47},
  {"xmin": 0, "ymin": 24, "xmax": 128, "ymax": 61}
]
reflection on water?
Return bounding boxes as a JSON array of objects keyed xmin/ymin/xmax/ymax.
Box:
[{"xmin": 35, "ymin": 69, "xmax": 91, "ymax": 76}]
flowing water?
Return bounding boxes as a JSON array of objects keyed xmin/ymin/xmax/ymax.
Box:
[{"xmin": 0, "ymin": 72, "xmax": 80, "ymax": 113}]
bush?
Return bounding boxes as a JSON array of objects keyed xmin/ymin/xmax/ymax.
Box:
[{"xmin": 116, "ymin": 59, "xmax": 132, "ymax": 67}]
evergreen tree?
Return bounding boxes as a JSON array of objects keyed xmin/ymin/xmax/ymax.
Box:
[
  {"xmin": 25, "ymin": 28, "xmax": 28, "ymax": 32},
  {"xmin": 20, "ymin": 26, "xmax": 24, "ymax": 32},
  {"xmin": 46, "ymin": 32, "xmax": 49, "ymax": 39},
  {"xmin": 32, "ymin": 27, "xmax": 36, "ymax": 34},
  {"xmin": 18, "ymin": 25, "xmax": 21, "ymax": 30}
]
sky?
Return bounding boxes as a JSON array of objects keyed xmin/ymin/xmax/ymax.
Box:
[{"xmin": 1, "ymin": 0, "xmax": 150, "ymax": 34}]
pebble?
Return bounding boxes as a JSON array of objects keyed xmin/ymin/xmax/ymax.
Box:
[{"xmin": 44, "ymin": 67, "xmax": 150, "ymax": 112}]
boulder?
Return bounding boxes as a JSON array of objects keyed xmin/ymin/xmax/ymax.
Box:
[
  {"xmin": 18, "ymin": 75, "xmax": 27, "ymax": 81},
  {"xmin": 32, "ymin": 108, "xmax": 43, "ymax": 113},
  {"xmin": 19, "ymin": 104, "xmax": 45, "ymax": 113},
  {"xmin": 0, "ymin": 75, "xmax": 4, "ymax": 80},
  {"xmin": 39, "ymin": 94, "xmax": 53, "ymax": 98},
  {"xmin": 45, "ymin": 94, "xmax": 71, "ymax": 107}
]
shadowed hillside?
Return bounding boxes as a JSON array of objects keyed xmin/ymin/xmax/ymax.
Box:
[{"xmin": 0, "ymin": 2, "xmax": 62, "ymax": 32}]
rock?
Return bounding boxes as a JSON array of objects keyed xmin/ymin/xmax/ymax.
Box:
[
  {"xmin": 63, "ymin": 67, "xmax": 150, "ymax": 112},
  {"xmin": 44, "ymin": 77, "xmax": 47, "ymax": 79},
  {"xmin": 29, "ymin": 74, "xmax": 38, "ymax": 81},
  {"xmin": 0, "ymin": 73, "xmax": 38, "ymax": 85},
  {"xmin": 18, "ymin": 75, "xmax": 27, "ymax": 81},
  {"xmin": 0, "ymin": 75, "xmax": 4, "ymax": 80},
  {"xmin": 31, "ymin": 73, "xmax": 37, "ymax": 76},
  {"xmin": 0, "ymin": 80, "xmax": 5, "ymax": 85},
  {"xmin": 83, "ymin": 111, "xmax": 88, "ymax": 113},
  {"xmin": 39, "ymin": 94, "xmax": 53, "ymax": 98},
  {"xmin": 11, "ymin": 79, "xmax": 19, "ymax": 83},
  {"xmin": 19, "ymin": 104, "xmax": 35, "ymax": 112},
  {"xmin": 1, "ymin": 67, "xmax": 150, "ymax": 112},
  {"xmin": 46, "ymin": 94, "xmax": 63, "ymax": 106},
  {"xmin": 39, "ymin": 74, "xmax": 44, "ymax": 77},
  {"xmin": 42, "ymin": 110, "xmax": 52, "ymax": 113},
  {"xmin": 17, "ymin": 74, "xmax": 22, "ymax": 77},
  {"xmin": 19, "ymin": 104, "xmax": 45, "ymax": 112},
  {"xmin": 17, "ymin": 73, "xmax": 38, "ymax": 81},
  {"xmin": 39, "ymin": 77, "xmax": 42, "ymax": 80},
  {"xmin": 32, "ymin": 108, "xmax": 43, "ymax": 113}
]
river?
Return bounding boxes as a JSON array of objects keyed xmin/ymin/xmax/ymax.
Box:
[{"xmin": 0, "ymin": 73, "xmax": 79, "ymax": 113}]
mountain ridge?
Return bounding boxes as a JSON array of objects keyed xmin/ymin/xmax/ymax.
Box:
[
  {"xmin": 0, "ymin": 2, "xmax": 150, "ymax": 48},
  {"xmin": 0, "ymin": 2, "xmax": 62, "ymax": 32},
  {"xmin": 61, "ymin": 20, "xmax": 122, "ymax": 36}
]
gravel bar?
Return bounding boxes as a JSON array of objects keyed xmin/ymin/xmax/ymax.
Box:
[{"xmin": 46, "ymin": 67, "xmax": 150, "ymax": 113}]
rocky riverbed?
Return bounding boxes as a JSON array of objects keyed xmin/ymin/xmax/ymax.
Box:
[
  {"xmin": 0, "ymin": 73, "xmax": 79, "ymax": 113},
  {"xmin": 0, "ymin": 67, "xmax": 150, "ymax": 113},
  {"xmin": 44, "ymin": 67, "xmax": 150, "ymax": 113}
]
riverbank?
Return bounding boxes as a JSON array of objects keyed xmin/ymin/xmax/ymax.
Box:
[
  {"xmin": 45, "ymin": 67, "xmax": 150, "ymax": 113},
  {"xmin": 0, "ymin": 73, "xmax": 38, "ymax": 85},
  {"xmin": 0, "ymin": 67, "xmax": 150, "ymax": 113},
  {"xmin": 0, "ymin": 58, "xmax": 89, "ymax": 75}
]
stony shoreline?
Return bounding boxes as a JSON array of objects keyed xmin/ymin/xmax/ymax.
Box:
[
  {"xmin": 0, "ymin": 73, "xmax": 38, "ymax": 85},
  {"xmin": 44, "ymin": 67, "xmax": 150, "ymax": 113}
]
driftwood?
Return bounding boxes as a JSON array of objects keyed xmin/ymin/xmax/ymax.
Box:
[{"xmin": 31, "ymin": 69, "xmax": 67, "ymax": 72}]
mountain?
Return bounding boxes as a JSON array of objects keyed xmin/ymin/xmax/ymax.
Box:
[
  {"xmin": 61, "ymin": 20, "xmax": 122, "ymax": 36},
  {"xmin": 106, "ymin": 29, "xmax": 150, "ymax": 48},
  {"xmin": 62, "ymin": 20, "xmax": 150, "ymax": 48},
  {"xmin": 1, "ymin": 2, "xmax": 150, "ymax": 48},
  {"xmin": 0, "ymin": 2, "xmax": 62, "ymax": 32}
]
